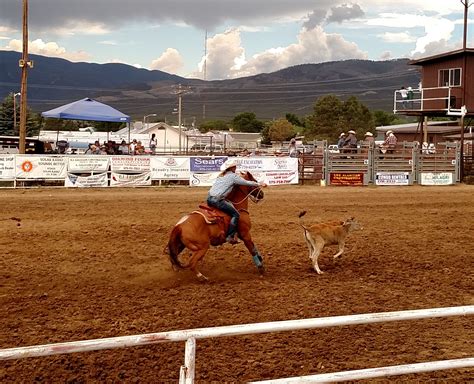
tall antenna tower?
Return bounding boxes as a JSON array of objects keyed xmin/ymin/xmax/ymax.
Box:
[{"xmin": 202, "ymin": 30, "xmax": 208, "ymax": 121}]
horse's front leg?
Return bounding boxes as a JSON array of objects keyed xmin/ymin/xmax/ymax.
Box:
[{"xmin": 241, "ymin": 235, "xmax": 265, "ymax": 275}]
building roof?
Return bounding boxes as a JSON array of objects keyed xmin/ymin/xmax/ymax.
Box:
[
  {"xmin": 409, "ymin": 48, "xmax": 474, "ymax": 65},
  {"xmin": 376, "ymin": 121, "xmax": 461, "ymax": 134}
]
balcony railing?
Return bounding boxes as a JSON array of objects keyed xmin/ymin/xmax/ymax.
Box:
[{"xmin": 393, "ymin": 86, "xmax": 464, "ymax": 116}]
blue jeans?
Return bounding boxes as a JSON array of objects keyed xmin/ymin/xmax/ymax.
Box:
[{"xmin": 207, "ymin": 196, "xmax": 240, "ymax": 238}]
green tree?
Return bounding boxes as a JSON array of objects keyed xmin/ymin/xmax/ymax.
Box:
[
  {"xmin": 341, "ymin": 96, "xmax": 375, "ymax": 138},
  {"xmin": 304, "ymin": 94, "xmax": 344, "ymax": 141},
  {"xmin": 198, "ymin": 120, "xmax": 229, "ymax": 133},
  {"xmin": 0, "ymin": 93, "xmax": 38, "ymax": 136},
  {"xmin": 372, "ymin": 110, "xmax": 397, "ymax": 127},
  {"xmin": 266, "ymin": 118, "xmax": 295, "ymax": 142},
  {"xmin": 285, "ymin": 113, "xmax": 302, "ymax": 127},
  {"xmin": 231, "ymin": 112, "xmax": 264, "ymax": 133}
]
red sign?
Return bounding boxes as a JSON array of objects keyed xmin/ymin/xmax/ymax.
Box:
[{"xmin": 330, "ymin": 172, "xmax": 364, "ymax": 186}]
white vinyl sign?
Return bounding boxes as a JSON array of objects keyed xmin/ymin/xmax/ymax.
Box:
[
  {"xmin": 0, "ymin": 155, "xmax": 15, "ymax": 179},
  {"xmin": 16, "ymin": 156, "xmax": 67, "ymax": 179},
  {"xmin": 150, "ymin": 156, "xmax": 190, "ymax": 180},
  {"xmin": 68, "ymin": 156, "xmax": 110, "ymax": 173},
  {"xmin": 110, "ymin": 156, "xmax": 150, "ymax": 172},
  {"xmin": 420, "ymin": 172, "xmax": 453, "ymax": 185},
  {"xmin": 65, "ymin": 172, "xmax": 108, "ymax": 187}
]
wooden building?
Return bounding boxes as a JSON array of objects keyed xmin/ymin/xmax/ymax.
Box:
[{"xmin": 394, "ymin": 48, "xmax": 474, "ymax": 118}]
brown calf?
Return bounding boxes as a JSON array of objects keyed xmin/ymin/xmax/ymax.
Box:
[{"xmin": 298, "ymin": 211, "xmax": 362, "ymax": 274}]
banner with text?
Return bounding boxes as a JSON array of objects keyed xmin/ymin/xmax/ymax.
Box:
[
  {"xmin": 110, "ymin": 156, "xmax": 150, "ymax": 172},
  {"xmin": 0, "ymin": 155, "xmax": 15, "ymax": 179},
  {"xmin": 65, "ymin": 172, "xmax": 108, "ymax": 188},
  {"xmin": 150, "ymin": 156, "xmax": 190, "ymax": 180},
  {"xmin": 110, "ymin": 172, "xmax": 152, "ymax": 187},
  {"xmin": 420, "ymin": 172, "xmax": 453, "ymax": 185},
  {"xmin": 16, "ymin": 156, "xmax": 67, "ymax": 179},
  {"xmin": 189, "ymin": 156, "xmax": 298, "ymax": 186},
  {"xmin": 68, "ymin": 157, "xmax": 110, "ymax": 173},
  {"xmin": 375, "ymin": 172, "xmax": 410, "ymax": 186}
]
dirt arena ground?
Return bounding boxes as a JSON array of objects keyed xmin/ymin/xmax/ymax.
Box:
[{"xmin": 0, "ymin": 184, "xmax": 473, "ymax": 383}]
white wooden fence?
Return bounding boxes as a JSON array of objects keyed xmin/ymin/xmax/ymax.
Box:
[{"xmin": 1, "ymin": 306, "xmax": 472, "ymax": 383}]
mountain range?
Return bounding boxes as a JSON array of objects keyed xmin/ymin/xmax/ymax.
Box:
[{"xmin": 0, "ymin": 51, "xmax": 421, "ymax": 123}]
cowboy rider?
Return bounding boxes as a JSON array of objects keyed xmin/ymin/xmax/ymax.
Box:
[{"xmin": 207, "ymin": 159, "xmax": 267, "ymax": 244}]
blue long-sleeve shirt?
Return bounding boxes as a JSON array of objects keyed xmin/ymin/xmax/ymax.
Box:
[{"xmin": 208, "ymin": 172, "xmax": 259, "ymax": 199}]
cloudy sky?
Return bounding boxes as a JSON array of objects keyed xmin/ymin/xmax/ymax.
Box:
[{"xmin": 0, "ymin": 1, "xmax": 471, "ymax": 80}]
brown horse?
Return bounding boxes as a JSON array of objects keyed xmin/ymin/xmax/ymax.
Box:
[{"xmin": 166, "ymin": 171, "xmax": 265, "ymax": 281}]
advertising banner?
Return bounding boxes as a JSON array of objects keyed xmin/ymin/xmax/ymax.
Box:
[
  {"xmin": 65, "ymin": 172, "xmax": 108, "ymax": 188},
  {"xmin": 151, "ymin": 157, "xmax": 190, "ymax": 180},
  {"xmin": 110, "ymin": 172, "xmax": 152, "ymax": 187},
  {"xmin": 189, "ymin": 156, "xmax": 299, "ymax": 186},
  {"xmin": 330, "ymin": 172, "xmax": 364, "ymax": 186},
  {"xmin": 68, "ymin": 157, "xmax": 110, "ymax": 173},
  {"xmin": 190, "ymin": 156, "xmax": 226, "ymax": 172},
  {"xmin": 190, "ymin": 172, "xmax": 218, "ymax": 187},
  {"xmin": 375, "ymin": 172, "xmax": 410, "ymax": 186},
  {"xmin": 0, "ymin": 155, "xmax": 15, "ymax": 179},
  {"xmin": 110, "ymin": 156, "xmax": 150, "ymax": 172},
  {"xmin": 16, "ymin": 156, "xmax": 67, "ymax": 179},
  {"xmin": 420, "ymin": 172, "xmax": 453, "ymax": 185}
]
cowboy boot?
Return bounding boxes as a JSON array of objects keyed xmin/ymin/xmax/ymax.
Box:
[{"xmin": 226, "ymin": 217, "xmax": 239, "ymax": 244}]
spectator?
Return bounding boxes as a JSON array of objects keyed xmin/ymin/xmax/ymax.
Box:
[
  {"xmin": 288, "ymin": 138, "xmax": 299, "ymax": 158},
  {"xmin": 149, "ymin": 133, "xmax": 157, "ymax": 155},
  {"xmin": 343, "ymin": 130, "xmax": 358, "ymax": 153},
  {"xmin": 118, "ymin": 140, "xmax": 129, "ymax": 155},
  {"xmin": 130, "ymin": 139, "xmax": 137, "ymax": 155},
  {"xmin": 380, "ymin": 130, "xmax": 397, "ymax": 154},
  {"xmin": 407, "ymin": 86, "xmax": 414, "ymax": 108},
  {"xmin": 399, "ymin": 86, "xmax": 408, "ymax": 108},
  {"xmin": 364, "ymin": 132, "xmax": 375, "ymax": 144},
  {"xmin": 337, "ymin": 133, "xmax": 346, "ymax": 149},
  {"xmin": 136, "ymin": 141, "xmax": 145, "ymax": 155}
]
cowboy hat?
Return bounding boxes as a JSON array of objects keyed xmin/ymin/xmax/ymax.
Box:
[
  {"xmin": 365, "ymin": 132, "xmax": 373, "ymax": 137},
  {"xmin": 348, "ymin": 130, "xmax": 356, "ymax": 134},
  {"xmin": 386, "ymin": 130, "xmax": 393, "ymax": 135},
  {"xmin": 339, "ymin": 133, "xmax": 345, "ymax": 137},
  {"xmin": 220, "ymin": 159, "xmax": 238, "ymax": 172}
]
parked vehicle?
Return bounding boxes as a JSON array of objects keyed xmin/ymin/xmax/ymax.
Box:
[{"xmin": 328, "ymin": 145, "xmax": 340, "ymax": 153}]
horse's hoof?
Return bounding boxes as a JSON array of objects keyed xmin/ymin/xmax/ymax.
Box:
[
  {"xmin": 196, "ymin": 272, "xmax": 209, "ymax": 282},
  {"xmin": 257, "ymin": 265, "xmax": 266, "ymax": 275}
]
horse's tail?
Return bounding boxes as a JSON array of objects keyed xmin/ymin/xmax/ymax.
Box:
[{"xmin": 167, "ymin": 224, "xmax": 185, "ymax": 269}]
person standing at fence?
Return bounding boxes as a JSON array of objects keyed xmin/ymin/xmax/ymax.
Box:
[
  {"xmin": 288, "ymin": 138, "xmax": 299, "ymax": 158},
  {"xmin": 399, "ymin": 86, "xmax": 408, "ymax": 109},
  {"xmin": 380, "ymin": 130, "xmax": 397, "ymax": 154},
  {"xmin": 343, "ymin": 130, "xmax": 358, "ymax": 153},
  {"xmin": 407, "ymin": 87, "xmax": 414, "ymax": 108},
  {"xmin": 364, "ymin": 132, "xmax": 375, "ymax": 144},
  {"xmin": 337, "ymin": 133, "xmax": 346, "ymax": 149}
]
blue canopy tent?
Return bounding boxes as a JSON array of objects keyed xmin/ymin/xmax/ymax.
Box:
[
  {"xmin": 41, "ymin": 97, "xmax": 130, "ymax": 122},
  {"xmin": 41, "ymin": 98, "xmax": 131, "ymax": 150}
]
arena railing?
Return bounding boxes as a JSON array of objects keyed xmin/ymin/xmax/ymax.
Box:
[{"xmin": 0, "ymin": 306, "xmax": 472, "ymax": 383}]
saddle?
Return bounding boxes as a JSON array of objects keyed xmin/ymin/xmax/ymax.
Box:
[{"xmin": 192, "ymin": 204, "xmax": 229, "ymax": 245}]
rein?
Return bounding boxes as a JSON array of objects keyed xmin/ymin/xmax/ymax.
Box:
[{"xmin": 232, "ymin": 185, "xmax": 263, "ymax": 205}]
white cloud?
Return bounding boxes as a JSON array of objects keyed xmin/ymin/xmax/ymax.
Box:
[
  {"xmin": 150, "ymin": 48, "xmax": 184, "ymax": 74},
  {"xmin": 366, "ymin": 13, "xmax": 456, "ymax": 56},
  {"xmin": 4, "ymin": 39, "xmax": 91, "ymax": 62},
  {"xmin": 99, "ymin": 40, "xmax": 118, "ymax": 45},
  {"xmin": 378, "ymin": 32, "xmax": 417, "ymax": 44},
  {"xmin": 194, "ymin": 25, "xmax": 367, "ymax": 79}
]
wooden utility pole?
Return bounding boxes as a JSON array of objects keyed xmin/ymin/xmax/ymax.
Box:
[
  {"xmin": 460, "ymin": 0, "xmax": 471, "ymax": 180},
  {"xmin": 19, "ymin": 0, "xmax": 33, "ymax": 154}
]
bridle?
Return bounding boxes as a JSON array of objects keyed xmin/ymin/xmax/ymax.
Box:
[{"xmin": 234, "ymin": 184, "xmax": 264, "ymax": 205}]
